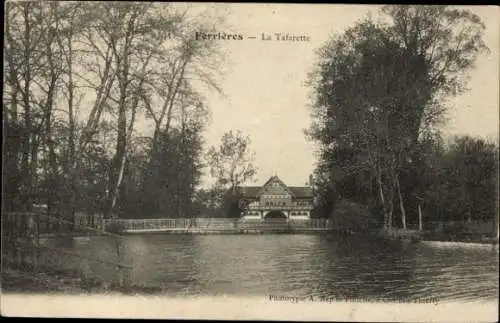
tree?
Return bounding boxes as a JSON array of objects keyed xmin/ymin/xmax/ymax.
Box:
[
  {"xmin": 135, "ymin": 128, "xmax": 200, "ymax": 218},
  {"xmin": 2, "ymin": 2, "xmax": 226, "ymax": 227},
  {"xmin": 222, "ymin": 187, "xmax": 248, "ymax": 218},
  {"xmin": 425, "ymin": 136, "xmax": 498, "ymax": 225},
  {"xmin": 307, "ymin": 5, "xmax": 488, "ymax": 229},
  {"xmin": 128, "ymin": 87, "xmax": 209, "ymax": 219},
  {"xmin": 207, "ymin": 130, "xmax": 257, "ymax": 191},
  {"xmin": 206, "ymin": 130, "xmax": 257, "ymax": 217},
  {"xmin": 96, "ymin": 3, "xmax": 223, "ymax": 219}
]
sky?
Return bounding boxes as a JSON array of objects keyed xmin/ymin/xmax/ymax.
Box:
[{"xmin": 189, "ymin": 4, "xmax": 500, "ymax": 188}]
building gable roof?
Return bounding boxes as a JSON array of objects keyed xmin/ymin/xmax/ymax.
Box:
[
  {"xmin": 239, "ymin": 176, "xmax": 313, "ymax": 199},
  {"xmin": 256, "ymin": 175, "xmax": 294, "ymax": 197}
]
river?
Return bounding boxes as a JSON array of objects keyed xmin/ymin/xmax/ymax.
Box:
[{"xmin": 42, "ymin": 234, "xmax": 498, "ymax": 302}]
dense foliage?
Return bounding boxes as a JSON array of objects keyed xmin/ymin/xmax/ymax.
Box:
[
  {"xmin": 307, "ymin": 5, "xmax": 497, "ymax": 230},
  {"xmin": 204, "ymin": 130, "xmax": 257, "ymax": 218},
  {"xmin": 3, "ymin": 2, "xmax": 224, "ymax": 222}
]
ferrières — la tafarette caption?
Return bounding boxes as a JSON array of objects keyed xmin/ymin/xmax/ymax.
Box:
[{"xmin": 195, "ymin": 31, "xmax": 311, "ymax": 42}]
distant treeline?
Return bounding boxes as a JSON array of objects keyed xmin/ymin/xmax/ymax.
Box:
[{"xmin": 311, "ymin": 136, "xmax": 498, "ymax": 226}]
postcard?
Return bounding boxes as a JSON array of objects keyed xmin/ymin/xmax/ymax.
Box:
[{"xmin": 2, "ymin": 2, "xmax": 498, "ymax": 322}]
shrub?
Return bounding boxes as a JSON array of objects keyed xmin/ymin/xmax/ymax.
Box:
[{"xmin": 330, "ymin": 200, "xmax": 372, "ymax": 232}]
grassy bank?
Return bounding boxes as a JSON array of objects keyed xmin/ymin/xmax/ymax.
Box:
[
  {"xmin": 1, "ymin": 266, "xmax": 162, "ymax": 295},
  {"xmin": 371, "ymin": 227, "xmax": 498, "ymax": 245},
  {"xmin": 420, "ymin": 232, "xmax": 498, "ymax": 245}
]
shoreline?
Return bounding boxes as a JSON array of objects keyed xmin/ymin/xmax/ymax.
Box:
[
  {"xmin": 419, "ymin": 239, "xmax": 499, "ymax": 248},
  {"xmin": 1, "ymin": 269, "xmax": 162, "ymax": 295},
  {"xmin": 40, "ymin": 229, "xmax": 334, "ymax": 237},
  {"xmin": 371, "ymin": 227, "xmax": 499, "ymax": 246},
  {"xmin": 38, "ymin": 230, "xmax": 499, "ymax": 246},
  {"xmin": 418, "ymin": 234, "xmax": 499, "ymax": 246}
]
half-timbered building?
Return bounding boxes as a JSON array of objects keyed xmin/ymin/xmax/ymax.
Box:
[{"xmin": 239, "ymin": 175, "xmax": 314, "ymax": 220}]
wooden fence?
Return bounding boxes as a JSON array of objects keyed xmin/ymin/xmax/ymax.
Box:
[{"xmin": 103, "ymin": 218, "xmax": 335, "ymax": 233}]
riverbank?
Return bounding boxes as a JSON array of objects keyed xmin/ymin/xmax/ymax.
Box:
[
  {"xmin": 421, "ymin": 230, "xmax": 498, "ymax": 244},
  {"xmin": 373, "ymin": 227, "xmax": 499, "ymax": 245},
  {"xmin": 121, "ymin": 228, "xmax": 333, "ymax": 235},
  {"xmin": 420, "ymin": 236, "xmax": 499, "ymax": 246},
  {"xmin": 37, "ymin": 228, "xmax": 499, "ymax": 245},
  {"xmin": 38, "ymin": 230, "xmax": 334, "ymax": 238},
  {"xmin": 1, "ymin": 268, "xmax": 162, "ymax": 295},
  {"xmin": 420, "ymin": 240, "xmax": 499, "ymax": 251}
]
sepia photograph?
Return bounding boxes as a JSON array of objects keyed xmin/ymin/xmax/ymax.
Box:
[{"xmin": 1, "ymin": 2, "xmax": 499, "ymax": 321}]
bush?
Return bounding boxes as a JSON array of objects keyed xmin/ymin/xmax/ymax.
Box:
[{"xmin": 330, "ymin": 200, "xmax": 372, "ymax": 232}]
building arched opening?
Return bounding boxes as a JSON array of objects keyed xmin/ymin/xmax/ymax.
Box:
[
  {"xmin": 263, "ymin": 210, "xmax": 288, "ymax": 231},
  {"xmin": 264, "ymin": 210, "xmax": 287, "ymax": 220}
]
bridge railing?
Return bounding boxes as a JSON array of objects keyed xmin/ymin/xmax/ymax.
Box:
[
  {"xmin": 247, "ymin": 204, "xmax": 313, "ymax": 210},
  {"xmin": 103, "ymin": 218, "xmax": 334, "ymax": 232}
]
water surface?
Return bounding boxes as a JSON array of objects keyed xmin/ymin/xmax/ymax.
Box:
[{"xmin": 44, "ymin": 234, "xmax": 499, "ymax": 302}]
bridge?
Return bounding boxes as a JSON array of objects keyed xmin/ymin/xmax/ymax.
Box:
[{"xmin": 102, "ymin": 218, "xmax": 334, "ymax": 234}]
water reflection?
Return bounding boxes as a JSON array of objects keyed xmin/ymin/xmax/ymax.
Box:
[{"xmin": 48, "ymin": 234, "xmax": 498, "ymax": 302}]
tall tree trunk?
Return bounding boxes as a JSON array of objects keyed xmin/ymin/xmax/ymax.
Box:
[
  {"xmin": 78, "ymin": 50, "xmax": 115, "ymax": 154},
  {"xmin": 106, "ymin": 80, "xmax": 128, "ymax": 219},
  {"xmin": 55, "ymin": 4, "xmax": 101, "ymax": 226},
  {"xmin": 108, "ymin": 151, "xmax": 127, "ymax": 218},
  {"xmin": 375, "ymin": 165, "xmax": 389, "ymax": 229},
  {"xmin": 377, "ymin": 181, "xmax": 387, "ymax": 228},
  {"xmin": 54, "ymin": 4, "xmax": 79, "ymax": 231},
  {"xmin": 68, "ymin": 48, "xmax": 77, "ymax": 229},
  {"xmin": 106, "ymin": 59, "xmax": 148, "ymax": 219},
  {"xmin": 22, "ymin": 4, "xmax": 33, "ymax": 213},
  {"xmin": 30, "ymin": 134, "xmax": 39, "ymax": 209},
  {"xmin": 149, "ymin": 58, "xmax": 189, "ymax": 153},
  {"xmin": 4, "ymin": 5, "xmax": 22, "ymax": 212},
  {"xmin": 418, "ymin": 202, "xmax": 423, "ymax": 231},
  {"xmin": 394, "ymin": 170, "xmax": 406, "ymax": 230},
  {"xmin": 388, "ymin": 180, "xmax": 394, "ymax": 230},
  {"xmin": 44, "ymin": 54, "xmax": 59, "ymax": 229},
  {"xmin": 106, "ymin": 15, "xmax": 131, "ymax": 219},
  {"xmin": 5, "ymin": 5, "xmax": 20, "ymax": 124}
]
